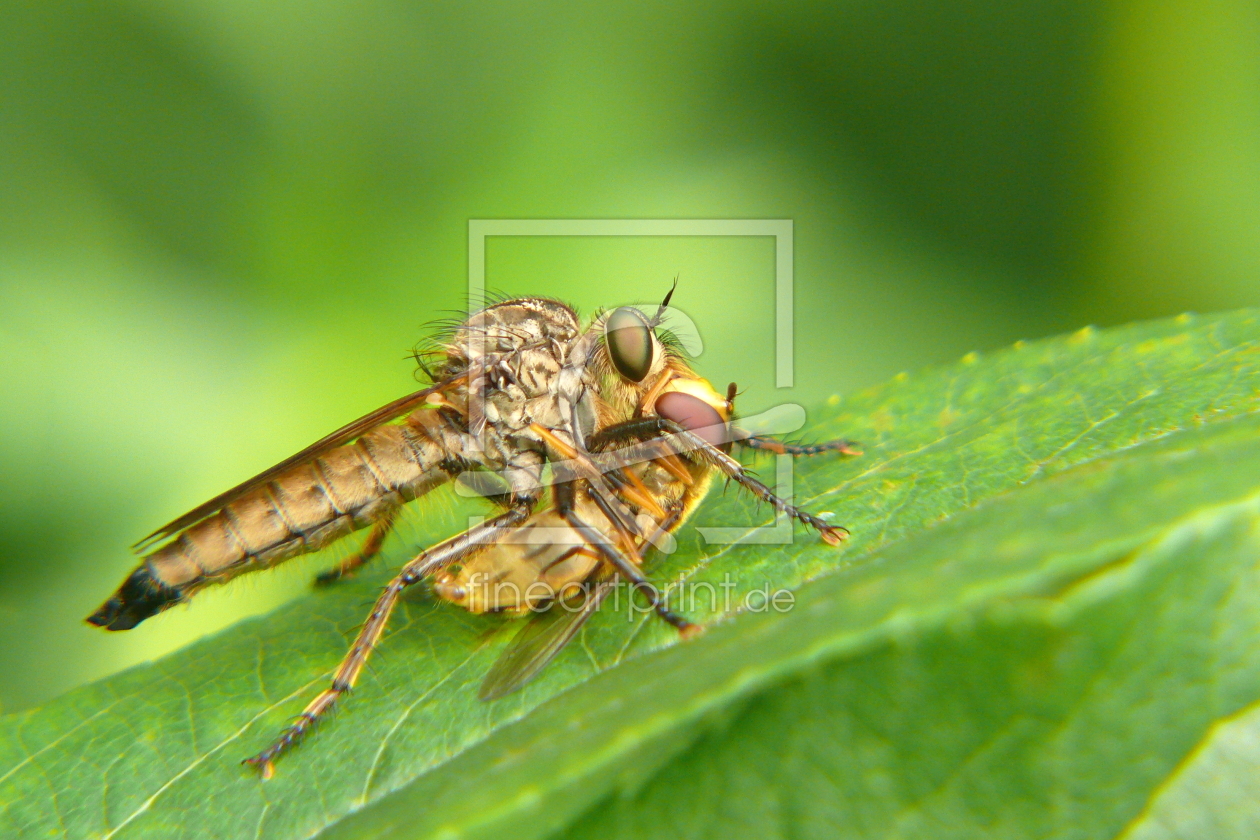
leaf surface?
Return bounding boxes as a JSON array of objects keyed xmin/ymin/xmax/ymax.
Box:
[{"xmin": 3, "ymin": 310, "xmax": 1259, "ymax": 840}]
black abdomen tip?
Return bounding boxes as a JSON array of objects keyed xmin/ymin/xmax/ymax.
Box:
[{"xmin": 86, "ymin": 566, "xmax": 181, "ymax": 631}]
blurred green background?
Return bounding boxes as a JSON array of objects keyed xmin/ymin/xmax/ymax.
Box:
[{"xmin": 1, "ymin": 0, "xmax": 1257, "ymax": 712}]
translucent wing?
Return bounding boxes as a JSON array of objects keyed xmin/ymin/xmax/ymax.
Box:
[
  {"xmin": 478, "ymin": 574, "xmax": 617, "ymax": 701},
  {"xmin": 479, "ymin": 459, "xmax": 692, "ymax": 701},
  {"xmin": 133, "ymin": 381, "xmax": 456, "ymax": 551}
]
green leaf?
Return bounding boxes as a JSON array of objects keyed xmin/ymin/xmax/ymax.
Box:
[{"xmin": 4, "ymin": 310, "xmax": 1260, "ymax": 840}]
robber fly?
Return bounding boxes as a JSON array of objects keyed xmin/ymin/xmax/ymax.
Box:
[{"xmin": 87, "ymin": 291, "xmax": 858, "ymax": 778}]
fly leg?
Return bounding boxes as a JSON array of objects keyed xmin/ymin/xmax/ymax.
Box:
[
  {"xmin": 313, "ymin": 508, "xmax": 400, "ymax": 586},
  {"xmin": 722, "ymin": 381, "xmax": 861, "ymax": 457},
  {"xmin": 554, "ymin": 481, "xmax": 699, "ymax": 638},
  {"xmin": 529, "ymin": 423, "xmax": 698, "ymax": 635},
  {"xmin": 736, "ymin": 435, "xmax": 861, "ymax": 457},
  {"xmin": 589, "ymin": 418, "xmax": 849, "ymax": 545},
  {"xmin": 244, "ymin": 497, "xmax": 535, "ymax": 779}
]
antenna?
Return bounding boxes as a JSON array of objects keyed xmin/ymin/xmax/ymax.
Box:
[{"xmin": 651, "ymin": 275, "xmax": 679, "ymax": 326}]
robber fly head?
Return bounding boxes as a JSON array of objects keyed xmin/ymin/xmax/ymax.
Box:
[
  {"xmin": 596, "ymin": 297, "xmax": 732, "ymax": 452},
  {"xmin": 596, "ymin": 279, "xmax": 677, "ymax": 380}
]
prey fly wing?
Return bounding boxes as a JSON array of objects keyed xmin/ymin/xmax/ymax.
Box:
[{"xmin": 478, "ymin": 573, "xmax": 618, "ymax": 701}]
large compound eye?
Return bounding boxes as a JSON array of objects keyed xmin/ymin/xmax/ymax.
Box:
[
  {"xmin": 605, "ymin": 307, "xmax": 655, "ymax": 382},
  {"xmin": 655, "ymin": 391, "xmax": 730, "ymax": 452}
]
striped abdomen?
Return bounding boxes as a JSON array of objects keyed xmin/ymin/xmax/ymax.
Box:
[{"xmin": 88, "ymin": 410, "xmax": 464, "ymax": 631}]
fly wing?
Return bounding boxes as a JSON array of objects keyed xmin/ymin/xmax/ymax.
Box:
[
  {"xmin": 133, "ymin": 381, "xmax": 457, "ymax": 551},
  {"xmin": 478, "ymin": 574, "xmax": 617, "ymax": 701}
]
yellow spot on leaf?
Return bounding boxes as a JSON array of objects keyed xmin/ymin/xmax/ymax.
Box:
[{"xmin": 845, "ymin": 577, "xmax": 890, "ymax": 605}]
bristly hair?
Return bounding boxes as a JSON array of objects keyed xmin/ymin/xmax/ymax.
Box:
[
  {"xmin": 409, "ymin": 290, "xmax": 583, "ymax": 383},
  {"xmin": 410, "ymin": 317, "xmax": 463, "ymax": 384},
  {"xmin": 656, "ymin": 326, "xmax": 688, "ymax": 359},
  {"xmin": 409, "ymin": 288, "xmax": 513, "ymax": 382}
]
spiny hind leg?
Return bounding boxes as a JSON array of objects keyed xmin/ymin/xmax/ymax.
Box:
[
  {"xmin": 590, "ymin": 417, "xmax": 849, "ymax": 545},
  {"xmin": 313, "ymin": 508, "xmax": 399, "ymax": 586},
  {"xmin": 527, "ymin": 425, "xmax": 697, "ymax": 636},
  {"xmin": 245, "ymin": 499, "xmax": 533, "ymax": 778},
  {"xmin": 723, "ymin": 381, "xmax": 861, "ymax": 457},
  {"xmin": 736, "ymin": 435, "xmax": 861, "ymax": 457}
]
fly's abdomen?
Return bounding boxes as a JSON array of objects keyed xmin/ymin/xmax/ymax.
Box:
[{"xmin": 87, "ymin": 415, "xmax": 459, "ymax": 631}]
